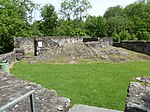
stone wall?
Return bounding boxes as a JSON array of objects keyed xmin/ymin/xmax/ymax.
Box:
[
  {"xmin": 84, "ymin": 37, "xmax": 113, "ymax": 48},
  {"xmin": 113, "ymin": 41, "xmax": 150, "ymax": 55},
  {"xmin": 125, "ymin": 82, "xmax": 150, "ymax": 112},
  {"xmin": 0, "ymin": 70, "xmax": 70, "ymax": 112},
  {"xmin": 0, "ymin": 51, "xmax": 16, "ymax": 64},
  {"xmin": 14, "ymin": 37, "xmax": 83, "ymax": 55},
  {"xmin": 14, "ymin": 37, "xmax": 35, "ymax": 54},
  {"xmin": 14, "ymin": 37, "xmax": 112, "ymax": 55},
  {"xmin": 35, "ymin": 37, "xmax": 83, "ymax": 49}
]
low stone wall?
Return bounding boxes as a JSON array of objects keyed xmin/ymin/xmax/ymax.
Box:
[
  {"xmin": 125, "ymin": 82, "xmax": 150, "ymax": 112},
  {"xmin": 0, "ymin": 51, "xmax": 16, "ymax": 64},
  {"xmin": 0, "ymin": 70, "xmax": 70, "ymax": 112},
  {"xmin": 84, "ymin": 37, "xmax": 113, "ymax": 48},
  {"xmin": 113, "ymin": 41, "xmax": 150, "ymax": 55}
]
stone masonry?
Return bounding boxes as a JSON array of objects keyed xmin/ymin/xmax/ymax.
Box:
[
  {"xmin": 125, "ymin": 82, "xmax": 150, "ymax": 112},
  {"xmin": 0, "ymin": 51, "xmax": 16, "ymax": 64},
  {"xmin": 113, "ymin": 41, "xmax": 150, "ymax": 55},
  {"xmin": 14, "ymin": 37, "xmax": 113, "ymax": 55},
  {"xmin": 0, "ymin": 70, "xmax": 70, "ymax": 112}
]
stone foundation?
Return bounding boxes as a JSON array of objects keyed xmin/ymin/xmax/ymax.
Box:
[
  {"xmin": 0, "ymin": 51, "xmax": 16, "ymax": 64},
  {"xmin": 125, "ymin": 82, "xmax": 150, "ymax": 112},
  {"xmin": 0, "ymin": 70, "xmax": 70, "ymax": 112}
]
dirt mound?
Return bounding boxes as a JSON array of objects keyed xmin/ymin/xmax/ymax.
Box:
[{"xmin": 32, "ymin": 43, "xmax": 150, "ymax": 63}]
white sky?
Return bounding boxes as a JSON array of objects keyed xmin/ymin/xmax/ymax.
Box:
[{"xmin": 32, "ymin": 0, "xmax": 136, "ymax": 20}]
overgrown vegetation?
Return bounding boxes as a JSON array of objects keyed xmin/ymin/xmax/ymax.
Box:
[
  {"xmin": 0, "ymin": 0, "xmax": 150, "ymax": 54},
  {"xmin": 0, "ymin": 0, "xmax": 37, "ymax": 54},
  {"xmin": 11, "ymin": 61, "xmax": 150, "ymax": 110}
]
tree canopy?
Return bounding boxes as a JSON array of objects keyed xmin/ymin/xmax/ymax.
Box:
[
  {"xmin": 41, "ymin": 4, "xmax": 58, "ymax": 36},
  {"xmin": 59, "ymin": 0, "xmax": 92, "ymax": 21},
  {"xmin": 0, "ymin": 0, "xmax": 36, "ymax": 54},
  {"xmin": 104, "ymin": 0, "xmax": 150, "ymax": 41}
]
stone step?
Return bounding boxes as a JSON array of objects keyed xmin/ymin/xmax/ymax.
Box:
[{"xmin": 69, "ymin": 104, "xmax": 123, "ymax": 112}]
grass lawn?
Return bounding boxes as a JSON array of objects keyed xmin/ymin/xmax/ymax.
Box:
[{"xmin": 11, "ymin": 61, "xmax": 150, "ymax": 111}]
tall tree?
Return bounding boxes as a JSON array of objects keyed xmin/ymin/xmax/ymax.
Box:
[
  {"xmin": 124, "ymin": 0, "xmax": 150, "ymax": 40},
  {"xmin": 54, "ymin": 19, "xmax": 86, "ymax": 36},
  {"xmin": 85, "ymin": 16, "xmax": 108, "ymax": 37},
  {"xmin": 59, "ymin": 0, "xmax": 92, "ymax": 21},
  {"xmin": 103, "ymin": 5, "xmax": 124, "ymax": 19},
  {"xmin": 41, "ymin": 4, "xmax": 58, "ymax": 36},
  {"xmin": 107, "ymin": 16, "xmax": 134, "ymax": 36},
  {"xmin": 0, "ymin": 0, "xmax": 36, "ymax": 54}
]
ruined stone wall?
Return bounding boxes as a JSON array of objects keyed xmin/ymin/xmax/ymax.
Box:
[
  {"xmin": 35, "ymin": 37, "xmax": 83, "ymax": 50},
  {"xmin": 84, "ymin": 37, "xmax": 113, "ymax": 48},
  {"xmin": 14, "ymin": 37, "xmax": 35, "ymax": 54},
  {"xmin": 14, "ymin": 37, "xmax": 112, "ymax": 55},
  {"xmin": 14, "ymin": 37, "xmax": 83, "ymax": 54},
  {"xmin": 113, "ymin": 41, "xmax": 150, "ymax": 55},
  {"xmin": 0, "ymin": 70, "xmax": 70, "ymax": 112},
  {"xmin": 125, "ymin": 82, "xmax": 150, "ymax": 112},
  {"xmin": 0, "ymin": 51, "xmax": 16, "ymax": 64}
]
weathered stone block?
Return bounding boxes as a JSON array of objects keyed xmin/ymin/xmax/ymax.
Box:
[{"xmin": 125, "ymin": 82, "xmax": 150, "ymax": 112}]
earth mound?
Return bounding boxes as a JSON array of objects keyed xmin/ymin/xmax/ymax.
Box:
[{"xmin": 31, "ymin": 43, "xmax": 150, "ymax": 63}]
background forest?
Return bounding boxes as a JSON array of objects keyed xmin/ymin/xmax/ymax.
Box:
[{"xmin": 0, "ymin": 0, "xmax": 150, "ymax": 54}]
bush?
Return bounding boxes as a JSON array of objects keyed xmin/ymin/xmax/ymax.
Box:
[
  {"xmin": 119, "ymin": 31, "xmax": 131, "ymax": 40},
  {"xmin": 0, "ymin": 34, "xmax": 14, "ymax": 54},
  {"xmin": 112, "ymin": 32, "xmax": 120, "ymax": 42},
  {"xmin": 143, "ymin": 31, "xmax": 150, "ymax": 40}
]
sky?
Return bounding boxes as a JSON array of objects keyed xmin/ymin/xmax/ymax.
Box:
[{"xmin": 32, "ymin": 0, "xmax": 136, "ymax": 20}]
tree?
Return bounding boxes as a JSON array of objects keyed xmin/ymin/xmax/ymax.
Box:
[
  {"xmin": 124, "ymin": 1, "xmax": 150, "ymax": 40},
  {"xmin": 107, "ymin": 16, "xmax": 134, "ymax": 37},
  {"xmin": 58, "ymin": 0, "xmax": 91, "ymax": 36},
  {"xmin": 54, "ymin": 19, "xmax": 86, "ymax": 36},
  {"xmin": 41, "ymin": 4, "xmax": 58, "ymax": 36},
  {"xmin": 59, "ymin": 0, "xmax": 92, "ymax": 21},
  {"xmin": 103, "ymin": 5, "xmax": 124, "ymax": 19},
  {"xmin": 85, "ymin": 16, "xmax": 108, "ymax": 37},
  {"xmin": 112, "ymin": 31, "xmax": 120, "ymax": 42},
  {"xmin": 0, "ymin": 0, "xmax": 37, "ymax": 54},
  {"xmin": 119, "ymin": 31, "xmax": 131, "ymax": 40},
  {"xmin": 30, "ymin": 20, "xmax": 44, "ymax": 36}
]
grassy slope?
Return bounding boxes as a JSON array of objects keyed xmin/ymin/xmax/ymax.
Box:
[{"xmin": 11, "ymin": 61, "xmax": 150, "ymax": 110}]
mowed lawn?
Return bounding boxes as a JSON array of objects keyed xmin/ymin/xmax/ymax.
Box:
[{"xmin": 11, "ymin": 61, "xmax": 150, "ymax": 110}]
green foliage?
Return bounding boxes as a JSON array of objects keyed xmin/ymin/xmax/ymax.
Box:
[
  {"xmin": 85, "ymin": 16, "xmax": 108, "ymax": 37},
  {"xmin": 40, "ymin": 4, "xmax": 58, "ymax": 36},
  {"xmin": 112, "ymin": 32, "xmax": 120, "ymax": 42},
  {"xmin": 11, "ymin": 61, "xmax": 150, "ymax": 110},
  {"xmin": 30, "ymin": 21, "xmax": 44, "ymax": 37},
  {"xmin": 70, "ymin": 28, "xmax": 86, "ymax": 36},
  {"xmin": 0, "ymin": 34, "xmax": 14, "ymax": 54},
  {"xmin": 104, "ymin": 5, "xmax": 124, "ymax": 19},
  {"xmin": 55, "ymin": 0, "xmax": 91, "ymax": 36},
  {"xmin": 143, "ymin": 31, "xmax": 150, "ymax": 40},
  {"xmin": 136, "ymin": 31, "xmax": 150, "ymax": 40},
  {"xmin": 104, "ymin": 0, "xmax": 150, "ymax": 41},
  {"xmin": 119, "ymin": 31, "xmax": 131, "ymax": 40},
  {"xmin": 107, "ymin": 16, "xmax": 134, "ymax": 37},
  {"xmin": 0, "ymin": 0, "xmax": 37, "ymax": 54},
  {"xmin": 59, "ymin": 0, "xmax": 92, "ymax": 21},
  {"xmin": 54, "ymin": 19, "xmax": 86, "ymax": 36}
]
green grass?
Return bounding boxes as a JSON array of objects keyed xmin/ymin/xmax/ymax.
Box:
[{"xmin": 10, "ymin": 61, "xmax": 150, "ymax": 110}]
